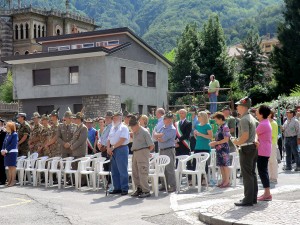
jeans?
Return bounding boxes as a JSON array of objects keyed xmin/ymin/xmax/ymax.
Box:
[
  {"xmin": 285, "ymin": 136, "xmax": 300, "ymax": 169},
  {"xmin": 257, "ymin": 156, "xmax": 270, "ymax": 188},
  {"xmin": 111, "ymin": 145, "xmax": 129, "ymax": 191},
  {"xmin": 209, "ymin": 92, "xmax": 217, "ymax": 113}
]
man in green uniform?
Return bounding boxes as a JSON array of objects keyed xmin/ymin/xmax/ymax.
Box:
[
  {"xmin": 57, "ymin": 111, "xmax": 76, "ymax": 158},
  {"xmin": 28, "ymin": 112, "xmax": 43, "ymax": 154},
  {"xmin": 38, "ymin": 114, "xmax": 51, "ymax": 157},
  {"xmin": 45, "ymin": 109, "xmax": 61, "ymax": 157},
  {"xmin": 232, "ymin": 97, "xmax": 258, "ymax": 207},
  {"xmin": 17, "ymin": 113, "xmax": 31, "ymax": 156}
]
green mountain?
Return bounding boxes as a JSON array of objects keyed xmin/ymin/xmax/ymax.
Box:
[{"xmin": 1, "ymin": 0, "xmax": 284, "ymax": 53}]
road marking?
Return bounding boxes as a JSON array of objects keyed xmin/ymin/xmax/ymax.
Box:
[{"xmin": 0, "ymin": 198, "xmax": 32, "ymax": 208}]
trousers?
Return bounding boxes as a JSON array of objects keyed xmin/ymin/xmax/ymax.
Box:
[
  {"xmin": 159, "ymin": 148, "xmax": 176, "ymax": 189},
  {"xmin": 132, "ymin": 148, "xmax": 150, "ymax": 192}
]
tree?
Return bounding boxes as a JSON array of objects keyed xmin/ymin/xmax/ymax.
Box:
[
  {"xmin": 196, "ymin": 15, "xmax": 234, "ymax": 87},
  {"xmin": 271, "ymin": 0, "xmax": 300, "ymax": 95},
  {"xmin": 0, "ymin": 71, "xmax": 14, "ymax": 103},
  {"xmin": 169, "ymin": 24, "xmax": 201, "ymax": 93}
]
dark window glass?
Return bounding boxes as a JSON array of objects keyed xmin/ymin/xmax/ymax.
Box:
[
  {"xmin": 15, "ymin": 25, "xmax": 18, "ymax": 40},
  {"xmin": 121, "ymin": 67, "xmax": 126, "ymax": 84},
  {"xmin": 25, "ymin": 24, "xmax": 29, "ymax": 39},
  {"xmin": 138, "ymin": 70, "xmax": 143, "ymax": 86},
  {"xmin": 20, "ymin": 24, "xmax": 24, "ymax": 39},
  {"xmin": 33, "ymin": 69, "xmax": 50, "ymax": 86},
  {"xmin": 147, "ymin": 105, "xmax": 157, "ymax": 114},
  {"xmin": 138, "ymin": 105, "xmax": 143, "ymax": 115},
  {"xmin": 69, "ymin": 66, "xmax": 79, "ymax": 84},
  {"xmin": 121, "ymin": 103, "xmax": 126, "ymax": 112},
  {"xmin": 37, "ymin": 105, "xmax": 54, "ymax": 115},
  {"xmin": 74, "ymin": 104, "xmax": 83, "ymax": 113},
  {"xmin": 147, "ymin": 71, "xmax": 156, "ymax": 87}
]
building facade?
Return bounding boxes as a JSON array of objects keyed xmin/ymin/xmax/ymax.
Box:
[{"xmin": 3, "ymin": 28, "xmax": 171, "ymax": 118}]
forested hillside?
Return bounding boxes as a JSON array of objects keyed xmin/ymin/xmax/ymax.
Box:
[{"xmin": 1, "ymin": 0, "xmax": 284, "ymax": 53}]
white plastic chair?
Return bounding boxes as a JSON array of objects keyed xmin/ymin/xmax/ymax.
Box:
[
  {"xmin": 208, "ymin": 149, "xmax": 219, "ymax": 185},
  {"xmin": 61, "ymin": 157, "xmax": 79, "ymax": 188},
  {"xmin": 78, "ymin": 158, "xmax": 96, "ymax": 191},
  {"xmin": 149, "ymin": 155, "xmax": 170, "ymax": 197},
  {"xmin": 95, "ymin": 157, "xmax": 111, "ymax": 189},
  {"xmin": 16, "ymin": 156, "xmax": 27, "ymax": 186},
  {"xmin": 175, "ymin": 155, "xmax": 189, "ymax": 192},
  {"xmin": 228, "ymin": 152, "xmax": 239, "ymax": 187},
  {"xmin": 127, "ymin": 156, "xmax": 135, "ymax": 190},
  {"xmin": 23, "ymin": 153, "xmax": 41, "ymax": 185},
  {"xmin": 33, "ymin": 156, "xmax": 49, "ymax": 187},
  {"xmin": 178, "ymin": 153, "xmax": 210, "ymax": 193},
  {"xmin": 48, "ymin": 157, "xmax": 62, "ymax": 189}
]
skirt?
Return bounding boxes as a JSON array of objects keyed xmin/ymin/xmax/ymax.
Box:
[
  {"xmin": 216, "ymin": 148, "xmax": 230, "ymax": 167},
  {"xmin": 4, "ymin": 152, "xmax": 18, "ymax": 167}
]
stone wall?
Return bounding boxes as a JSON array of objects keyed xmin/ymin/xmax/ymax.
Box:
[{"xmin": 82, "ymin": 95, "xmax": 121, "ymax": 118}]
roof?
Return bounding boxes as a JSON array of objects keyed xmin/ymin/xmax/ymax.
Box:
[
  {"xmin": 36, "ymin": 27, "xmax": 172, "ymax": 67},
  {"xmin": 2, "ymin": 43, "xmax": 131, "ymax": 65}
]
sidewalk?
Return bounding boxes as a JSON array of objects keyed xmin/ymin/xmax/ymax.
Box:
[{"xmin": 198, "ymin": 185, "xmax": 300, "ymax": 225}]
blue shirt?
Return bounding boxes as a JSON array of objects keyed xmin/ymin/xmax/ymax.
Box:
[
  {"xmin": 195, "ymin": 123, "xmax": 212, "ymax": 151},
  {"xmin": 2, "ymin": 132, "xmax": 18, "ymax": 152},
  {"xmin": 100, "ymin": 123, "xmax": 112, "ymax": 147},
  {"xmin": 190, "ymin": 116, "xmax": 199, "ymax": 137},
  {"xmin": 88, "ymin": 127, "xmax": 97, "ymax": 147},
  {"xmin": 157, "ymin": 124, "xmax": 176, "ymax": 149},
  {"xmin": 152, "ymin": 117, "xmax": 164, "ymax": 140}
]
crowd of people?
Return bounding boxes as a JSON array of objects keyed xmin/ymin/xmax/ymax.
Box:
[{"xmin": 0, "ymin": 96, "xmax": 299, "ymax": 202}]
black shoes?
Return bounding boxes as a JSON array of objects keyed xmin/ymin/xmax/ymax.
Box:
[
  {"xmin": 234, "ymin": 201, "xmax": 253, "ymax": 207},
  {"xmin": 131, "ymin": 188, "xmax": 142, "ymax": 197},
  {"xmin": 121, "ymin": 190, "xmax": 128, "ymax": 196},
  {"xmin": 138, "ymin": 192, "xmax": 151, "ymax": 198},
  {"xmin": 109, "ymin": 189, "xmax": 122, "ymax": 194}
]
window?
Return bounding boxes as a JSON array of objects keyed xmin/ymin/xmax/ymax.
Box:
[
  {"xmin": 138, "ymin": 70, "xmax": 143, "ymax": 86},
  {"xmin": 71, "ymin": 44, "xmax": 83, "ymax": 49},
  {"xmin": 25, "ymin": 24, "xmax": 29, "ymax": 39},
  {"xmin": 42, "ymin": 26, "xmax": 45, "ymax": 37},
  {"xmin": 20, "ymin": 24, "xmax": 24, "ymax": 39},
  {"xmin": 73, "ymin": 104, "xmax": 83, "ymax": 113},
  {"xmin": 120, "ymin": 67, "xmax": 126, "ymax": 84},
  {"xmin": 96, "ymin": 41, "xmax": 108, "ymax": 47},
  {"xmin": 24, "ymin": 50, "xmax": 29, "ymax": 55},
  {"xmin": 38, "ymin": 25, "xmax": 41, "ymax": 37},
  {"xmin": 33, "ymin": 69, "xmax": 50, "ymax": 86},
  {"xmin": 37, "ymin": 105, "xmax": 54, "ymax": 115},
  {"xmin": 147, "ymin": 105, "xmax": 157, "ymax": 115},
  {"xmin": 48, "ymin": 47, "xmax": 58, "ymax": 52},
  {"xmin": 138, "ymin": 105, "xmax": 143, "ymax": 115},
  {"xmin": 34, "ymin": 24, "xmax": 37, "ymax": 38},
  {"xmin": 147, "ymin": 71, "xmax": 156, "ymax": 87},
  {"xmin": 82, "ymin": 43, "xmax": 94, "ymax": 48},
  {"xmin": 69, "ymin": 66, "xmax": 79, "ymax": 84},
  {"xmin": 121, "ymin": 103, "xmax": 126, "ymax": 112},
  {"xmin": 107, "ymin": 40, "xmax": 119, "ymax": 46},
  {"xmin": 57, "ymin": 29, "xmax": 61, "ymax": 36},
  {"xmin": 58, "ymin": 45, "xmax": 70, "ymax": 51},
  {"xmin": 15, "ymin": 25, "xmax": 18, "ymax": 40}
]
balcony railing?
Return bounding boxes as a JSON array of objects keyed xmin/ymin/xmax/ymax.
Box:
[{"xmin": 0, "ymin": 102, "xmax": 19, "ymax": 112}]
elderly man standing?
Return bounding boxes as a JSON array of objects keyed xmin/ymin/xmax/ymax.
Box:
[
  {"xmin": 57, "ymin": 111, "xmax": 76, "ymax": 158},
  {"xmin": 107, "ymin": 112, "xmax": 130, "ymax": 195},
  {"xmin": 207, "ymin": 74, "xmax": 220, "ymax": 114},
  {"xmin": 175, "ymin": 109, "xmax": 192, "ymax": 156},
  {"xmin": 152, "ymin": 108, "xmax": 165, "ymax": 153},
  {"xmin": 153, "ymin": 112, "xmax": 177, "ymax": 193},
  {"xmin": 129, "ymin": 116, "xmax": 154, "ymax": 198},
  {"xmin": 70, "ymin": 112, "xmax": 88, "ymax": 158},
  {"xmin": 232, "ymin": 97, "xmax": 258, "ymax": 207},
  {"xmin": 17, "ymin": 113, "xmax": 31, "ymax": 157},
  {"xmin": 97, "ymin": 111, "xmax": 114, "ymax": 186},
  {"xmin": 282, "ymin": 108, "xmax": 300, "ymax": 171}
]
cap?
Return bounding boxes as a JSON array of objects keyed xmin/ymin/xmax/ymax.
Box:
[
  {"xmin": 64, "ymin": 111, "xmax": 73, "ymax": 118},
  {"xmin": 74, "ymin": 112, "xmax": 84, "ymax": 119},
  {"xmin": 112, "ymin": 111, "xmax": 123, "ymax": 117},
  {"xmin": 84, "ymin": 118, "xmax": 93, "ymax": 123},
  {"xmin": 190, "ymin": 105, "xmax": 198, "ymax": 112},
  {"xmin": 235, "ymin": 97, "xmax": 252, "ymax": 108},
  {"xmin": 17, "ymin": 113, "xmax": 26, "ymax": 119},
  {"xmin": 41, "ymin": 114, "xmax": 50, "ymax": 121},
  {"xmin": 31, "ymin": 112, "xmax": 41, "ymax": 119},
  {"xmin": 50, "ymin": 108, "xmax": 59, "ymax": 117},
  {"xmin": 222, "ymin": 106, "xmax": 231, "ymax": 111},
  {"xmin": 105, "ymin": 110, "xmax": 113, "ymax": 117},
  {"xmin": 164, "ymin": 112, "xmax": 174, "ymax": 119},
  {"xmin": 129, "ymin": 116, "xmax": 138, "ymax": 126}
]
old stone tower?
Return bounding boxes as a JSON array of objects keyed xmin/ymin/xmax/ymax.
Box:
[{"xmin": 0, "ymin": 0, "xmax": 97, "ymax": 78}]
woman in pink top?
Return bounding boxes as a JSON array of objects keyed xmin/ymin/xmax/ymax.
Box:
[{"xmin": 255, "ymin": 105, "xmax": 272, "ymax": 201}]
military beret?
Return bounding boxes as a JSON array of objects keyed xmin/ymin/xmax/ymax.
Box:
[
  {"xmin": 31, "ymin": 112, "xmax": 41, "ymax": 119},
  {"xmin": 41, "ymin": 114, "xmax": 50, "ymax": 120},
  {"xmin": 112, "ymin": 111, "xmax": 123, "ymax": 117},
  {"xmin": 222, "ymin": 106, "xmax": 231, "ymax": 111},
  {"xmin": 84, "ymin": 118, "xmax": 93, "ymax": 123},
  {"xmin": 74, "ymin": 112, "xmax": 84, "ymax": 119},
  {"xmin": 64, "ymin": 111, "xmax": 73, "ymax": 118},
  {"xmin": 50, "ymin": 108, "xmax": 59, "ymax": 117},
  {"xmin": 164, "ymin": 112, "xmax": 174, "ymax": 119},
  {"xmin": 105, "ymin": 110, "xmax": 113, "ymax": 117}
]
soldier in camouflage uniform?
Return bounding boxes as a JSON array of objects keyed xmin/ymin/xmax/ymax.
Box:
[
  {"xmin": 57, "ymin": 111, "xmax": 76, "ymax": 158},
  {"xmin": 17, "ymin": 113, "xmax": 31, "ymax": 156},
  {"xmin": 38, "ymin": 114, "xmax": 51, "ymax": 157},
  {"xmin": 45, "ymin": 109, "xmax": 61, "ymax": 157},
  {"xmin": 28, "ymin": 112, "xmax": 43, "ymax": 154}
]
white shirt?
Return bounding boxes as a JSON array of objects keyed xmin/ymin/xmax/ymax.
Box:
[{"xmin": 108, "ymin": 123, "xmax": 130, "ymax": 145}]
